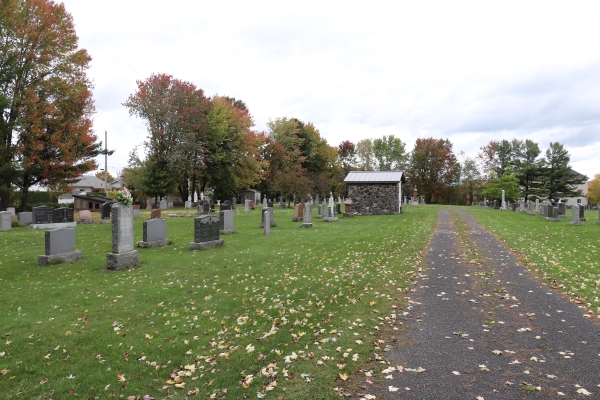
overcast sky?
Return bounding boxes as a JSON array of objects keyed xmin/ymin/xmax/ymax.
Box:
[{"xmin": 60, "ymin": 0, "xmax": 600, "ymax": 180}]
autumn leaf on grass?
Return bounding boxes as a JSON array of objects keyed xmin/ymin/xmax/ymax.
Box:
[
  {"xmin": 339, "ymin": 372, "xmax": 349, "ymax": 381},
  {"xmin": 40, "ymin": 378, "xmax": 48, "ymax": 385},
  {"xmin": 117, "ymin": 373, "xmax": 126, "ymax": 382}
]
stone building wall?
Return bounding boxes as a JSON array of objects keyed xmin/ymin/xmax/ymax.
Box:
[{"xmin": 347, "ymin": 183, "xmax": 400, "ymax": 214}]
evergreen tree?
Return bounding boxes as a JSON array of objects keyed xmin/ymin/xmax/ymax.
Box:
[
  {"xmin": 541, "ymin": 142, "xmax": 586, "ymax": 201},
  {"xmin": 513, "ymin": 139, "xmax": 545, "ymax": 201}
]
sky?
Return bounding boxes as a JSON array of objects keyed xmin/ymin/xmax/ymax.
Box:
[{"xmin": 60, "ymin": 0, "xmax": 600, "ymax": 180}]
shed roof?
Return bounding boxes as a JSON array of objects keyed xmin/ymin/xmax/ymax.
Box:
[{"xmin": 344, "ymin": 171, "xmax": 405, "ymax": 183}]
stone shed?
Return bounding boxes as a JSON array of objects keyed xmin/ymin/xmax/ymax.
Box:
[{"xmin": 344, "ymin": 171, "xmax": 405, "ymax": 214}]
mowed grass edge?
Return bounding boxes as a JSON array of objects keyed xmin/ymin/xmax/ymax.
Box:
[
  {"xmin": 461, "ymin": 206, "xmax": 600, "ymax": 317},
  {"xmin": 0, "ymin": 205, "xmax": 438, "ymax": 399}
]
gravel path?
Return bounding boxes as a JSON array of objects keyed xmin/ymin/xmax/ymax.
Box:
[{"xmin": 376, "ymin": 208, "xmax": 600, "ymax": 399}]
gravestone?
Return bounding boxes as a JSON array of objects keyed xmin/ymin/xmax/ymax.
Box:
[
  {"xmin": 37, "ymin": 228, "xmax": 82, "ymax": 265},
  {"xmin": 279, "ymin": 198, "xmax": 285, "ymax": 209},
  {"xmin": 138, "ymin": 218, "xmax": 170, "ymax": 248},
  {"xmin": 78, "ymin": 210, "xmax": 93, "ymax": 224},
  {"xmin": 539, "ymin": 204, "xmax": 548, "ymax": 218},
  {"xmin": 7, "ymin": 207, "xmax": 15, "ymax": 216},
  {"xmin": 232, "ymin": 198, "xmax": 237, "ymax": 211},
  {"xmin": 501, "ymin": 190, "xmax": 506, "ymax": 211},
  {"xmin": 249, "ymin": 200, "xmax": 255, "ymax": 209},
  {"xmin": 547, "ymin": 206, "xmax": 560, "ymax": 222},
  {"xmin": 18, "ymin": 211, "xmax": 33, "ymax": 225},
  {"xmin": 168, "ymin": 201, "xmax": 173, "ymax": 208},
  {"xmin": 301, "ymin": 202, "xmax": 312, "ymax": 228},
  {"xmin": 190, "ymin": 215, "xmax": 223, "ymax": 249},
  {"xmin": 335, "ymin": 203, "xmax": 342, "ymax": 215},
  {"xmin": 317, "ymin": 203, "xmax": 324, "ymax": 218},
  {"xmin": 579, "ymin": 205, "xmax": 586, "ymax": 221},
  {"xmin": 220, "ymin": 201, "xmax": 231, "ymax": 212},
  {"xmin": 100, "ymin": 202, "xmax": 112, "ymax": 224},
  {"xmin": 185, "ymin": 200, "xmax": 192, "ymax": 209},
  {"xmin": 535, "ymin": 199, "xmax": 539, "ymax": 213},
  {"xmin": 292, "ymin": 202, "xmax": 304, "ymax": 222},
  {"xmin": 264, "ymin": 210, "xmax": 270, "ymax": 236},
  {"xmin": 160, "ymin": 199, "xmax": 168, "ymax": 210},
  {"xmin": 54, "ymin": 207, "xmax": 73, "ymax": 223},
  {"xmin": 511, "ymin": 202, "xmax": 517, "ymax": 212},
  {"xmin": 219, "ymin": 210, "xmax": 234, "ymax": 234},
  {"xmin": 558, "ymin": 202, "xmax": 566, "ymax": 218},
  {"xmin": 244, "ymin": 199, "xmax": 250, "ymax": 213},
  {"xmin": 133, "ymin": 204, "xmax": 141, "ymax": 218},
  {"xmin": 106, "ymin": 204, "xmax": 139, "ymax": 270},
  {"xmin": 323, "ymin": 196, "xmax": 338, "ymax": 222},
  {"xmin": 344, "ymin": 199, "xmax": 354, "ymax": 217},
  {"xmin": 570, "ymin": 205, "xmax": 582, "ymax": 226},
  {"xmin": 528, "ymin": 201, "xmax": 535, "ymax": 215},
  {"xmin": 146, "ymin": 199, "xmax": 152, "ymax": 209},
  {"xmin": 151, "ymin": 209, "xmax": 161, "ymax": 219},
  {"xmin": 33, "ymin": 205, "xmax": 55, "ymax": 224},
  {"xmin": 0, "ymin": 211, "xmax": 11, "ymax": 231}
]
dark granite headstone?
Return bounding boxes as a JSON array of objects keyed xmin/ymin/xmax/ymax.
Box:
[
  {"xmin": 101, "ymin": 202, "xmax": 112, "ymax": 220},
  {"xmin": 33, "ymin": 205, "xmax": 55, "ymax": 224},
  {"xmin": 190, "ymin": 215, "xmax": 223, "ymax": 249},
  {"xmin": 54, "ymin": 207, "xmax": 73, "ymax": 223}
]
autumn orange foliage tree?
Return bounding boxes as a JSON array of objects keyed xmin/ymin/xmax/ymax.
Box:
[{"xmin": 0, "ymin": 0, "xmax": 100, "ymax": 210}]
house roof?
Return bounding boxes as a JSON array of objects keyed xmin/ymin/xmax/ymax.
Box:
[
  {"xmin": 72, "ymin": 193, "xmax": 114, "ymax": 203},
  {"xmin": 344, "ymin": 171, "xmax": 405, "ymax": 184},
  {"xmin": 73, "ymin": 175, "xmax": 106, "ymax": 188}
]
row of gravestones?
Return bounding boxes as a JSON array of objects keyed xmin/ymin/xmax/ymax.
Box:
[{"xmin": 36, "ymin": 204, "xmax": 230, "ymax": 268}]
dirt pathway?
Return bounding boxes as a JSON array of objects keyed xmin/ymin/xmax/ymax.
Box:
[{"xmin": 375, "ymin": 209, "xmax": 600, "ymax": 399}]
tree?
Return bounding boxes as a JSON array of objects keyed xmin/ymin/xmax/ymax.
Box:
[
  {"xmin": 124, "ymin": 73, "xmax": 211, "ymax": 202},
  {"xmin": 1, "ymin": 0, "xmax": 101, "ymax": 210},
  {"xmin": 372, "ymin": 135, "xmax": 408, "ymax": 171},
  {"xmin": 408, "ymin": 138, "xmax": 461, "ymax": 204},
  {"xmin": 477, "ymin": 139, "xmax": 519, "ymax": 180},
  {"xmin": 589, "ymin": 173, "xmax": 600, "ymax": 206},
  {"xmin": 461, "ymin": 157, "xmax": 482, "ymax": 203},
  {"xmin": 337, "ymin": 140, "xmax": 356, "ymax": 177},
  {"xmin": 542, "ymin": 142, "xmax": 586, "ymax": 200},
  {"xmin": 95, "ymin": 170, "xmax": 116, "ymax": 183},
  {"xmin": 513, "ymin": 139, "xmax": 544, "ymax": 201},
  {"xmin": 482, "ymin": 166, "xmax": 520, "ymax": 201},
  {"xmin": 355, "ymin": 138, "xmax": 374, "ymax": 171}
]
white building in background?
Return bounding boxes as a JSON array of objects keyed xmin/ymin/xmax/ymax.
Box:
[{"xmin": 560, "ymin": 169, "xmax": 588, "ymax": 207}]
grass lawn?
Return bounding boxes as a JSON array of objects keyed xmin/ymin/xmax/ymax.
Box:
[
  {"xmin": 461, "ymin": 206, "xmax": 600, "ymax": 316},
  {"xmin": 0, "ymin": 205, "xmax": 438, "ymax": 399}
]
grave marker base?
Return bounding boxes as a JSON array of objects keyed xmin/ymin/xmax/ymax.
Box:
[
  {"xmin": 323, "ymin": 217, "xmax": 338, "ymax": 222},
  {"xmin": 99, "ymin": 219, "xmax": 111, "ymax": 224},
  {"xmin": 31, "ymin": 222, "xmax": 77, "ymax": 229},
  {"xmin": 189, "ymin": 239, "xmax": 224, "ymax": 250},
  {"xmin": 137, "ymin": 239, "xmax": 171, "ymax": 248},
  {"xmin": 38, "ymin": 250, "xmax": 82, "ymax": 265},
  {"xmin": 106, "ymin": 251, "xmax": 139, "ymax": 270},
  {"xmin": 301, "ymin": 222, "xmax": 313, "ymax": 228}
]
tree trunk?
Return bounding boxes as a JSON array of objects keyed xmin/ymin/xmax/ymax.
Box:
[{"xmin": 19, "ymin": 176, "xmax": 30, "ymax": 212}]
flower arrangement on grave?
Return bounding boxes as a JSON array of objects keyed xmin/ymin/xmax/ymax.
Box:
[{"xmin": 115, "ymin": 188, "xmax": 133, "ymax": 206}]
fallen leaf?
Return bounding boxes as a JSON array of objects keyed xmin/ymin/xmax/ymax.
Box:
[
  {"xmin": 339, "ymin": 372, "xmax": 348, "ymax": 381},
  {"xmin": 388, "ymin": 386, "xmax": 400, "ymax": 392}
]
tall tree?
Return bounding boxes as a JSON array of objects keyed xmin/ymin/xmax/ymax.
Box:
[
  {"xmin": 542, "ymin": 142, "xmax": 586, "ymax": 200},
  {"xmin": 461, "ymin": 157, "xmax": 482, "ymax": 203},
  {"xmin": 482, "ymin": 165, "xmax": 520, "ymax": 201},
  {"xmin": 513, "ymin": 139, "xmax": 544, "ymax": 201},
  {"xmin": 477, "ymin": 139, "xmax": 519, "ymax": 180},
  {"xmin": 355, "ymin": 138, "xmax": 374, "ymax": 171},
  {"xmin": 408, "ymin": 138, "xmax": 460, "ymax": 204},
  {"xmin": 123, "ymin": 73, "xmax": 211, "ymax": 201},
  {"xmin": 588, "ymin": 173, "xmax": 600, "ymax": 206},
  {"xmin": 337, "ymin": 140, "xmax": 356, "ymax": 178},
  {"xmin": 372, "ymin": 135, "xmax": 408, "ymax": 171},
  {"xmin": 1, "ymin": 0, "xmax": 100, "ymax": 209}
]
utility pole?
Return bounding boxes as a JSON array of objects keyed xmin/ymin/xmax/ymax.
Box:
[{"xmin": 104, "ymin": 130, "xmax": 108, "ymax": 195}]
